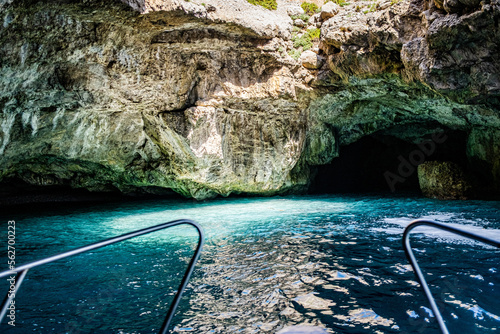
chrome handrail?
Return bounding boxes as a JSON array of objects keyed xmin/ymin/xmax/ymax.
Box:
[
  {"xmin": 403, "ymin": 219, "xmax": 500, "ymax": 334},
  {"xmin": 0, "ymin": 219, "xmax": 205, "ymax": 333}
]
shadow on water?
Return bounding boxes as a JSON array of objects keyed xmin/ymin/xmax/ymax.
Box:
[{"xmin": 0, "ymin": 194, "xmax": 498, "ymax": 333}]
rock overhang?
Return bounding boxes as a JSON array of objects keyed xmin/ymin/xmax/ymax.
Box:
[{"xmin": 0, "ymin": 0, "xmax": 499, "ymax": 200}]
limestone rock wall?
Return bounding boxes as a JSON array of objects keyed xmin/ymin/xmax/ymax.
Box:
[
  {"xmin": 467, "ymin": 129, "xmax": 500, "ymax": 192},
  {"xmin": 120, "ymin": 0, "xmax": 294, "ymax": 39},
  {"xmin": 0, "ymin": 1, "xmax": 309, "ymax": 199},
  {"xmin": 313, "ymin": 0, "xmax": 500, "ymax": 196},
  {"xmin": 0, "ymin": 0, "xmax": 499, "ymax": 199}
]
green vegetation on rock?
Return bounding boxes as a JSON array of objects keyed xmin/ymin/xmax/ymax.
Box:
[
  {"xmin": 292, "ymin": 28, "xmax": 320, "ymax": 51},
  {"xmin": 288, "ymin": 48, "xmax": 302, "ymax": 60},
  {"xmin": 363, "ymin": 2, "xmax": 377, "ymax": 13},
  {"xmin": 247, "ymin": 0, "xmax": 278, "ymax": 10},
  {"xmin": 307, "ymin": 27, "xmax": 321, "ymax": 40},
  {"xmin": 325, "ymin": 0, "xmax": 350, "ymax": 6},
  {"xmin": 290, "ymin": 27, "xmax": 320, "ymax": 59},
  {"xmin": 290, "ymin": 13, "xmax": 310, "ymax": 22}
]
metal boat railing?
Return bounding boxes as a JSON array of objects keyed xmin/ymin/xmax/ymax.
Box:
[
  {"xmin": 0, "ymin": 219, "xmax": 204, "ymax": 334},
  {"xmin": 403, "ymin": 219, "xmax": 500, "ymax": 334}
]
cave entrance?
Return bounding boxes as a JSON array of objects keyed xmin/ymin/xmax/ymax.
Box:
[{"xmin": 309, "ymin": 128, "xmax": 469, "ymax": 195}]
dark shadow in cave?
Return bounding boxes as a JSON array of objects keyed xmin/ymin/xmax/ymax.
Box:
[{"xmin": 309, "ymin": 128, "xmax": 469, "ymax": 195}]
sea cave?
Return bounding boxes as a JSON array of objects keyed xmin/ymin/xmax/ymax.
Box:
[{"xmin": 0, "ymin": 0, "xmax": 499, "ymax": 333}]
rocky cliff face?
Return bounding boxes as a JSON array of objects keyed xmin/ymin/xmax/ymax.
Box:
[{"xmin": 0, "ymin": 0, "xmax": 499, "ymax": 200}]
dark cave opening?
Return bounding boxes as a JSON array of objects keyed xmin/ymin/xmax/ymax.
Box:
[
  {"xmin": 309, "ymin": 128, "xmax": 469, "ymax": 195},
  {"xmin": 0, "ymin": 178, "xmax": 123, "ymax": 212},
  {"xmin": 0, "ymin": 177, "xmax": 183, "ymax": 213}
]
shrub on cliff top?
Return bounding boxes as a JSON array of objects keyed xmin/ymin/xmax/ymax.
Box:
[
  {"xmin": 292, "ymin": 28, "xmax": 320, "ymax": 52},
  {"xmin": 325, "ymin": 0, "xmax": 349, "ymax": 7},
  {"xmin": 247, "ymin": 0, "xmax": 278, "ymax": 10},
  {"xmin": 301, "ymin": 2, "xmax": 319, "ymax": 15},
  {"xmin": 307, "ymin": 27, "xmax": 321, "ymax": 40}
]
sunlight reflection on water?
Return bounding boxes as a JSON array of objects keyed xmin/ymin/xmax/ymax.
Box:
[{"xmin": 0, "ymin": 194, "xmax": 498, "ymax": 333}]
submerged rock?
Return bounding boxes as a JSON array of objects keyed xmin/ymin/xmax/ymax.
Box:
[{"xmin": 418, "ymin": 161, "xmax": 473, "ymax": 200}]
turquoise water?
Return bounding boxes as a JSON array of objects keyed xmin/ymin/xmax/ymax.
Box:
[{"xmin": 0, "ymin": 194, "xmax": 499, "ymax": 333}]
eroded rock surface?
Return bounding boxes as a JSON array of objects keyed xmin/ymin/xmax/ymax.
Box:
[
  {"xmin": 418, "ymin": 161, "xmax": 472, "ymax": 199},
  {"xmin": 0, "ymin": 1, "xmax": 309, "ymax": 199},
  {"xmin": 0, "ymin": 0, "xmax": 499, "ymax": 200},
  {"xmin": 467, "ymin": 128, "xmax": 500, "ymax": 194}
]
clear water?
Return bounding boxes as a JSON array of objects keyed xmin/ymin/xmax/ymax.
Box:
[{"xmin": 0, "ymin": 194, "xmax": 499, "ymax": 334}]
